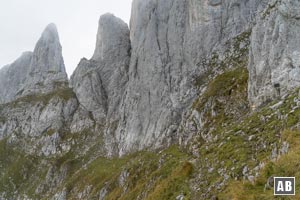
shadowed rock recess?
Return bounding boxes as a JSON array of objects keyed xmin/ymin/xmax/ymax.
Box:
[{"xmin": 1, "ymin": 0, "xmax": 300, "ymax": 199}]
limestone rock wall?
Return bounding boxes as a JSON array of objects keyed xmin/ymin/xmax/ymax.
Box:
[
  {"xmin": 0, "ymin": 24, "xmax": 68, "ymax": 103},
  {"xmin": 248, "ymin": 0, "xmax": 300, "ymax": 106},
  {"xmin": 0, "ymin": 52, "xmax": 32, "ymax": 103},
  {"xmin": 111, "ymin": 0, "xmax": 261, "ymax": 155},
  {"xmin": 1, "ymin": 0, "xmax": 290, "ymax": 157},
  {"xmin": 70, "ymin": 14, "xmax": 131, "ymax": 123}
]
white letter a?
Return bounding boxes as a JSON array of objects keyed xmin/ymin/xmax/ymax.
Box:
[{"xmin": 277, "ymin": 181, "xmax": 284, "ymax": 191}]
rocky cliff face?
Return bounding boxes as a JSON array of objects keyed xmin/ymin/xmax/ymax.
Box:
[
  {"xmin": 22, "ymin": 23, "xmax": 68, "ymax": 96},
  {"xmin": 248, "ymin": 0, "xmax": 300, "ymax": 107},
  {"xmin": 70, "ymin": 14, "xmax": 130, "ymax": 123},
  {"xmin": 0, "ymin": 24, "xmax": 78, "ymax": 157},
  {"xmin": 2, "ymin": 0, "xmax": 300, "ymax": 199},
  {"xmin": 0, "ymin": 52, "xmax": 33, "ymax": 103},
  {"xmin": 68, "ymin": 0, "xmax": 262, "ymax": 156},
  {"xmin": 105, "ymin": 0, "xmax": 261, "ymax": 155},
  {"xmin": 0, "ymin": 0, "xmax": 262, "ymax": 157},
  {"xmin": 0, "ymin": 24, "xmax": 68, "ymax": 104}
]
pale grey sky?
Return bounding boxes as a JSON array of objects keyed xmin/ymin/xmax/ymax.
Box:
[{"xmin": 0, "ymin": 0, "xmax": 132, "ymax": 76}]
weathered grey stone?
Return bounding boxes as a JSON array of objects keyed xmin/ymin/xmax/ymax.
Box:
[
  {"xmin": 248, "ymin": 0, "xmax": 300, "ymax": 106},
  {"xmin": 21, "ymin": 23, "xmax": 68, "ymax": 96},
  {"xmin": 176, "ymin": 194, "xmax": 185, "ymax": 200},
  {"xmin": 99, "ymin": 184, "xmax": 109, "ymax": 200},
  {"xmin": 70, "ymin": 58, "xmax": 107, "ymax": 121},
  {"xmin": 0, "ymin": 23, "xmax": 68, "ymax": 103},
  {"xmin": 0, "ymin": 1, "xmax": 262, "ymax": 158},
  {"xmin": 0, "ymin": 52, "xmax": 32, "ymax": 103},
  {"xmin": 119, "ymin": 170, "xmax": 129, "ymax": 188},
  {"xmin": 113, "ymin": 0, "xmax": 260, "ymax": 155},
  {"xmin": 0, "ymin": 92, "xmax": 79, "ymax": 155},
  {"xmin": 70, "ymin": 14, "xmax": 130, "ymax": 123},
  {"xmin": 52, "ymin": 188, "xmax": 67, "ymax": 200}
]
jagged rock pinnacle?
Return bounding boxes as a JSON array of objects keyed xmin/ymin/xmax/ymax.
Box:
[
  {"xmin": 0, "ymin": 23, "xmax": 68, "ymax": 102},
  {"xmin": 40, "ymin": 23, "xmax": 60, "ymax": 43},
  {"xmin": 71, "ymin": 13, "xmax": 130, "ymax": 124},
  {"xmin": 92, "ymin": 13, "xmax": 130, "ymax": 61},
  {"xmin": 34, "ymin": 24, "xmax": 65, "ymax": 72},
  {"xmin": 31, "ymin": 23, "xmax": 66, "ymax": 74}
]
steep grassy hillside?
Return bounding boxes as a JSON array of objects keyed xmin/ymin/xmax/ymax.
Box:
[
  {"xmin": 220, "ymin": 130, "xmax": 300, "ymax": 200},
  {"xmin": 1, "ymin": 58, "xmax": 300, "ymax": 199}
]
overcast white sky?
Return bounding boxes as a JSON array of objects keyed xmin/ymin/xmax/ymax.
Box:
[{"xmin": 0, "ymin": 0, "xmax": 132, "ymax": 77}]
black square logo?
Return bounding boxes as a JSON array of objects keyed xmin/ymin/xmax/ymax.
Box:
[{"xmin": 274, "ymin": 177, "xmax": 295, "ymax": 195}]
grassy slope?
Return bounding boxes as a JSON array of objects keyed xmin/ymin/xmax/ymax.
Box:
[
  {"xmin": 2, "ymin": 68, "xmax": 300, "ymax": 199},
  {"xmin": 2, "ymin": 67, "xmax": 300, "ymax": 199},
  {"xmin": 51, "ymin": 146, "xmax": 193, "ymax": 200},
  {"xmin": 219, "ymin": 130, "xmax": 300, "ymax": 200},
  {"xmin": 186, "ymin": 62, "xmax": 300, "ymax": 199}
]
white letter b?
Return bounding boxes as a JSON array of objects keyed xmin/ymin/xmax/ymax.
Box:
[{"xmin": 285, "ymin": 181, "xmax": 292, "ymax": 191}]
